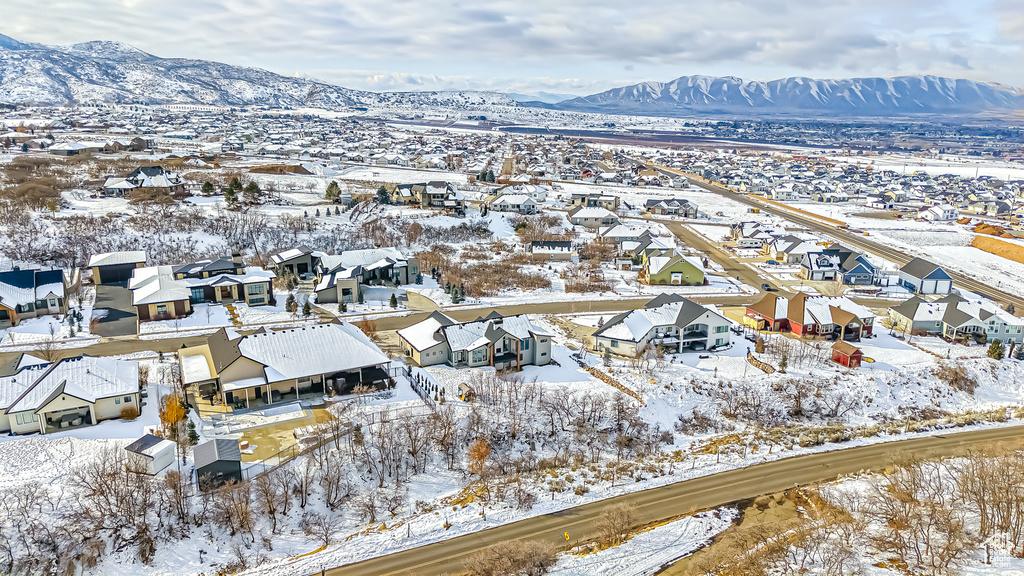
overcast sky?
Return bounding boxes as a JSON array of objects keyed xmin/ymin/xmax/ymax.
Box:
[{"xmin": 3, "ymin": 0, "xmax": 1021, "ymax": 94}]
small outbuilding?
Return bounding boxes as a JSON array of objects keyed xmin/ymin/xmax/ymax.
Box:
[
  {"xmin": 194, "ymin": 438, "xmax": 242, "ymax": 487},
  {"xmin": 125, "ymin": 433, "xmax": 177, "ymax": 475},
  {"xmin": 831, "ymin": 340, "xmax": 863, "ymax": 368}
]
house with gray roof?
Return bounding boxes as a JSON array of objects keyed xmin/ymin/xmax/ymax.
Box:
[
  {"xmin": 398, "ymin": 312, "xmax": 552, "ymax": 371},
  {"xmin": 592, "ymin": 294, "xmax": 731, "ymax": 356},
  {"xmin": 898, "ymin": 258, "xmax": 953, "ymax": 295},
  {"xmin": 888, "ymin": 294, "xmax": 1024, "ymax": 343}
]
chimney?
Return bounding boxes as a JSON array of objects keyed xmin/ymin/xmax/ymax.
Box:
[{"xmin": 231, "ymin": 250, "xmax": 243, "ymax": 266}]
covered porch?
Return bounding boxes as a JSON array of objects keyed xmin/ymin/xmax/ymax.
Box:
[{"xmin": 42, "ymin": 405, "xmax": 95, "ymax": 434}]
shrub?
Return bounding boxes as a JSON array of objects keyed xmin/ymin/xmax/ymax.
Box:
[
  {"xmin": 934, "ymin": 361, "xmax": 978, "ymax": 394},
  {"xmin": 463, "ymin": 540, "xmax": 556, "ymax": 576},
  {"xmin": 120, "ymin": 406, "xmax": 141, "ymax": 420}
]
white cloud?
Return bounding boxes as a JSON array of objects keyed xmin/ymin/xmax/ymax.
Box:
[{"xmin": 1, "ymin": 0, "xmax": 1020, "ymax": 91}]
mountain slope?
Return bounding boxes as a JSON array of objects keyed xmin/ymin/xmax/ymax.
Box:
[
  {"xmin": 0, "ymin": 33, "xmax": 517, "ymax": 109},
  {"xmin": 553, "ymin": 74, "xmax": 1024, "ymax": 115}
]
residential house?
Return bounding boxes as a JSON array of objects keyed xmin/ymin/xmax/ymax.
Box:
[
  {"xmin": 888, "ymin": 294, "xmax": 1024, "ymax": 343},
  {"xmin": 103, "ymin": 166, "xmax": 186, "ymax": 197},
  {"xmin": 88, "ymin": 251, "xmax": 147, "ymax": 284},
  {"xmin": 488, "ymin": 193, "xmax": 539, "ymax": 214},
  {"xmin": 528, "ymin": 241, "xmax": 577, "ymax": 262},
  {"xmin": 179, "ymin": 323, "xmax": 391, "ymax": 409},
  {"xmin": 314, "ymin": 247, "xmax": 419, "ymax": 304},
  {"xmin": 0, "ymin": 355, "xmax": 140, "ymax": 435},
  {"xmin": 644, "ymin": 198, "xmax": 698, "ymax": 218},
  {"xmin": 398, "ymin": 312, "xmax": 552, "ymax": 371},
  {"xmin": 130, "ymin": 253, "xmax": 275, "ymax": 323},
  {"xmin": 639, "ymin": 250, "xmax": 705, "ymax": 286},
  {"xmin": 898, "ymin": 258, "xmax": 953, "ymax": 295},
  {"xmin": 592, "ymin": 294, "xmax": 730, "ymax": 356},
  {"xmin": 568, "ymin": 206, "xmax": 620, "ymax": 229},
  {"xmin": 568, "ymin": 193, "xmax": 619, "ymax": 211},
  {"xmin": 269, "ymin": 245, "xmax": 319, "ymax": 278},
  {"xmin": 0, "ymin": 268, "xmax": 67, "ymax": 327},
  {"xmin": 921, "ymin": 204, "xmax": 959, "ymax": 222},
  {"xmin": 745, "ymin": 292, "xmax": 875, "ymax": 340},
  {"xmin": 799, "ymin": 245, "xmax": 875, "ymax": 285}
]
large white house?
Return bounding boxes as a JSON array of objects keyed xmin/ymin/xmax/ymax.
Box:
[
  {"xmin": 592, "ymin": 295, "xmax": 731, "ymax": 356},
  {"xmin": 179, "ymin": 323, "xmax": 392, "ymax": 408},
  {"xmin": 0, "ymin": 355, "xmax": 140, "ymax": 435}
]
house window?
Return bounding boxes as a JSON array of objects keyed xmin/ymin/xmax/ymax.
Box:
[
  {"xmin": 521, "ymin": 339, "xmax": 530, "ymax": 351},
  {"xmin": 611, "ymin": 340, "xmax": 619, "ymax": 348},
  {"xmin": 716, "ymin": 338, "xmax": 725, "ymax": 346},
  {"xmin": 247, "ymin": 283, "xmax": 265, "ymax": 295},
  {"xmin": 115, "ymin": 397, "xmax": 121, "ymax": 404},
  {"xmin": 156, "ymin": 304, "xmax": 168, "ymax": 316},
  {"xmin": 124, "ymin": 396, "xmax": 132, "ymax": 403},
  {"xmin": 49, "ymin": 298, "xmax": 57, "ymax": 307},
  {"xmin": 190, "ymin": 288, "xmax": 205, "ymax": 303},
  {"xmin": 715, "ymin": 325, "xmax": 728, "ymax": 333},
  {"xmin": 472, "ymin": 348, "xmax": 487, "ymax": 363}
]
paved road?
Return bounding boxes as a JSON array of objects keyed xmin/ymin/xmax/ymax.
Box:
[
  {"xmin": 92, "ymin": 282, "xmax": 138, "ymax": 337},
  {"xmin": 656, "ymin": 165, "xmax": 1024, "ymax": 311},
  {"xmin": 652, "ymin": 218, "xmax": 775, "ymax": 292},
  {"xmin": 326, "ymin": 424, "xmax": 1024, "ymax": 576}
]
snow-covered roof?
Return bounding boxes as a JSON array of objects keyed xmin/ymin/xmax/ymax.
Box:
[
  {"xmin": 320, "ymin": 247, "xmax": 408, "ymax": 273},
  {"xmin": 89, "ymin": 251, "xmax": 147, "ymax": 267},
  {"xmin": 236, "ymin": 323, "xmax": 389, "ymax": 384},
  {"xmin": 397, "ymin": 311, "xmax": 456, "ymax": 351},
  {"xmin": 6, "ymin": 356, "xmax": 139, "ymax": 414},
  {"xmin": 571, "ymin": 207, "xmax": 617, "ymax": 219},
  {"xmin": 595, "ymin": 298, "xmax": 720, "ymax": 342},
  {"xmin": 181, "ymin": 354, "xmax": 214, "ymax": 384},
  {"xmin": 440, "ymin": 314, "xmax": 552, "ymax": 352}
]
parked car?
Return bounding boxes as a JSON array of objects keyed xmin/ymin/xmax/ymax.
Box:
[{"xmin": 761, "ymin": 283, "xmax": 776, "ymax": 291}]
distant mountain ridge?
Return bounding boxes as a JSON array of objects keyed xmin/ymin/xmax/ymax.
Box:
[
  {"xmin": 1, "ymin": 32, "xmax": 1021, "ymax": 117},
  {"xmin": 550, "ymin": 75, "xmax": 1024, "ymax": 115},
  {"xmin": 0, "ymin": 33, "xmax": 517, "ymax": 109}
]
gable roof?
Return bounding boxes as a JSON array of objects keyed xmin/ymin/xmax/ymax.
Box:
[
  {"xmin": 88, "ymin": 251, "xmax": 147, "ymax": 267},
  {"xmin": 236, "ymin": 323, "xmax": 389, "ymax": 383},
  {"xmin": 397, "ymin": 311, "xmax": 457, "ymax": 351},
  {"xmin": 4, "ymin": 355, "xmax": 139, "ymax": 414},
  {"xmin": 900, "ymin": 257, "xmax": 951, "ymax": 280},
  {"xmin": 594, "ymin": 297, "xmax": 724, "ymax": 342}
]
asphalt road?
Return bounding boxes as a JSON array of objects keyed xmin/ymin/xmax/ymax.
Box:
[
  {"xmin": 326, "ymin": 424, "xmax": 1024, "ymax": 576},
  {"xmin": 656, "ymin": 165, "xmax": 1024, "ymax": 311},
  {"xmin": 652, "ymin": 218, "xmax": 775, "ymax": 292}
]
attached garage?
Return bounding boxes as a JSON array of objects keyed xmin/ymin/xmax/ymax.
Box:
[{"xmin": 89, "ymin": 251, "xmax": 147, "ymax": 285}]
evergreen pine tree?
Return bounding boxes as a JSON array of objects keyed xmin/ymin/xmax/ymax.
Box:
[
  {"xmin": 315, "ymin": 208, "xmax": 320, "ymax": 217},
  {"xmin": 243, "ymin": 181, "xmax": 262, "ymax": 205},
  {"xmin": 325, "ymin": 180, "xmax": 341, "ymax": 202},
  {"xmin": 302, "ymin": 300, "xmax": 312, "ymax": 318},
  {"xmin": 339, "ymin": 302, "xmax": 347, "ymax": 313},
  {"xmin": 389, "ymin": 293, "xmax": 398, "ymax": 308},
  {"xmin": 988, "ymin": 339, "xmax": 1006, "ymax": 360},
  {"xmin": 224, "ymin": 185, "xmax": 239, "ymax": 209},
  {"xmin": 201, "ymin": 181, "xmax": 215, "ymax": 196},
  {"xmin": 187, "ymin": 421, "xmax": 199, "ymax": 445}
]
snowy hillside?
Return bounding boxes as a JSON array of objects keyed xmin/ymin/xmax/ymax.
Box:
[
  {"xmin": 0, "ymin": 33, "xmax": 518, "ymax": 110},
  {"xmin": 551, "ymin": 74, "xmax": 1024, "ymax": 116}
]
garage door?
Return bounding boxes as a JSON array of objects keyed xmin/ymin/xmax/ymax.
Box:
[
  {"xmin": 922, "ymin": 280, "xmax": 937, "ymax": 294},
  {"xmin": 98, "ymin": 264, "xmax": 137, "ymax": 284}
]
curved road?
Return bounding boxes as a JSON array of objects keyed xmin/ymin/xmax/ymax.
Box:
[{"xmin": 324, "ymin": 424, "xmax": 1024, "ymax": 576}]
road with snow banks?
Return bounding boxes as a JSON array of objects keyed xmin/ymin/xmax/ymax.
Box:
[{"xmin": 322, "ymin": 424, "xmax": 1024, "ymax": 576}]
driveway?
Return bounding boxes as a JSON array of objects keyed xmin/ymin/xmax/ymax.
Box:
[{"xmin": 92, "ymin": 282, "xmax": 138, "ymax": 337}]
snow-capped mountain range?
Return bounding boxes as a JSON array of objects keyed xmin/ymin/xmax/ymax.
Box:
[
  {"xmin": 1, "ymin": 33, "xmax": 1021, "ymax": 116},
  {"xmin": 0, "ymin": 33, "xmax": 516, "ymax": 109},
  {"xmin": 550, "ymin": 75, "xmax": 1024, "ymax": 115}
]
